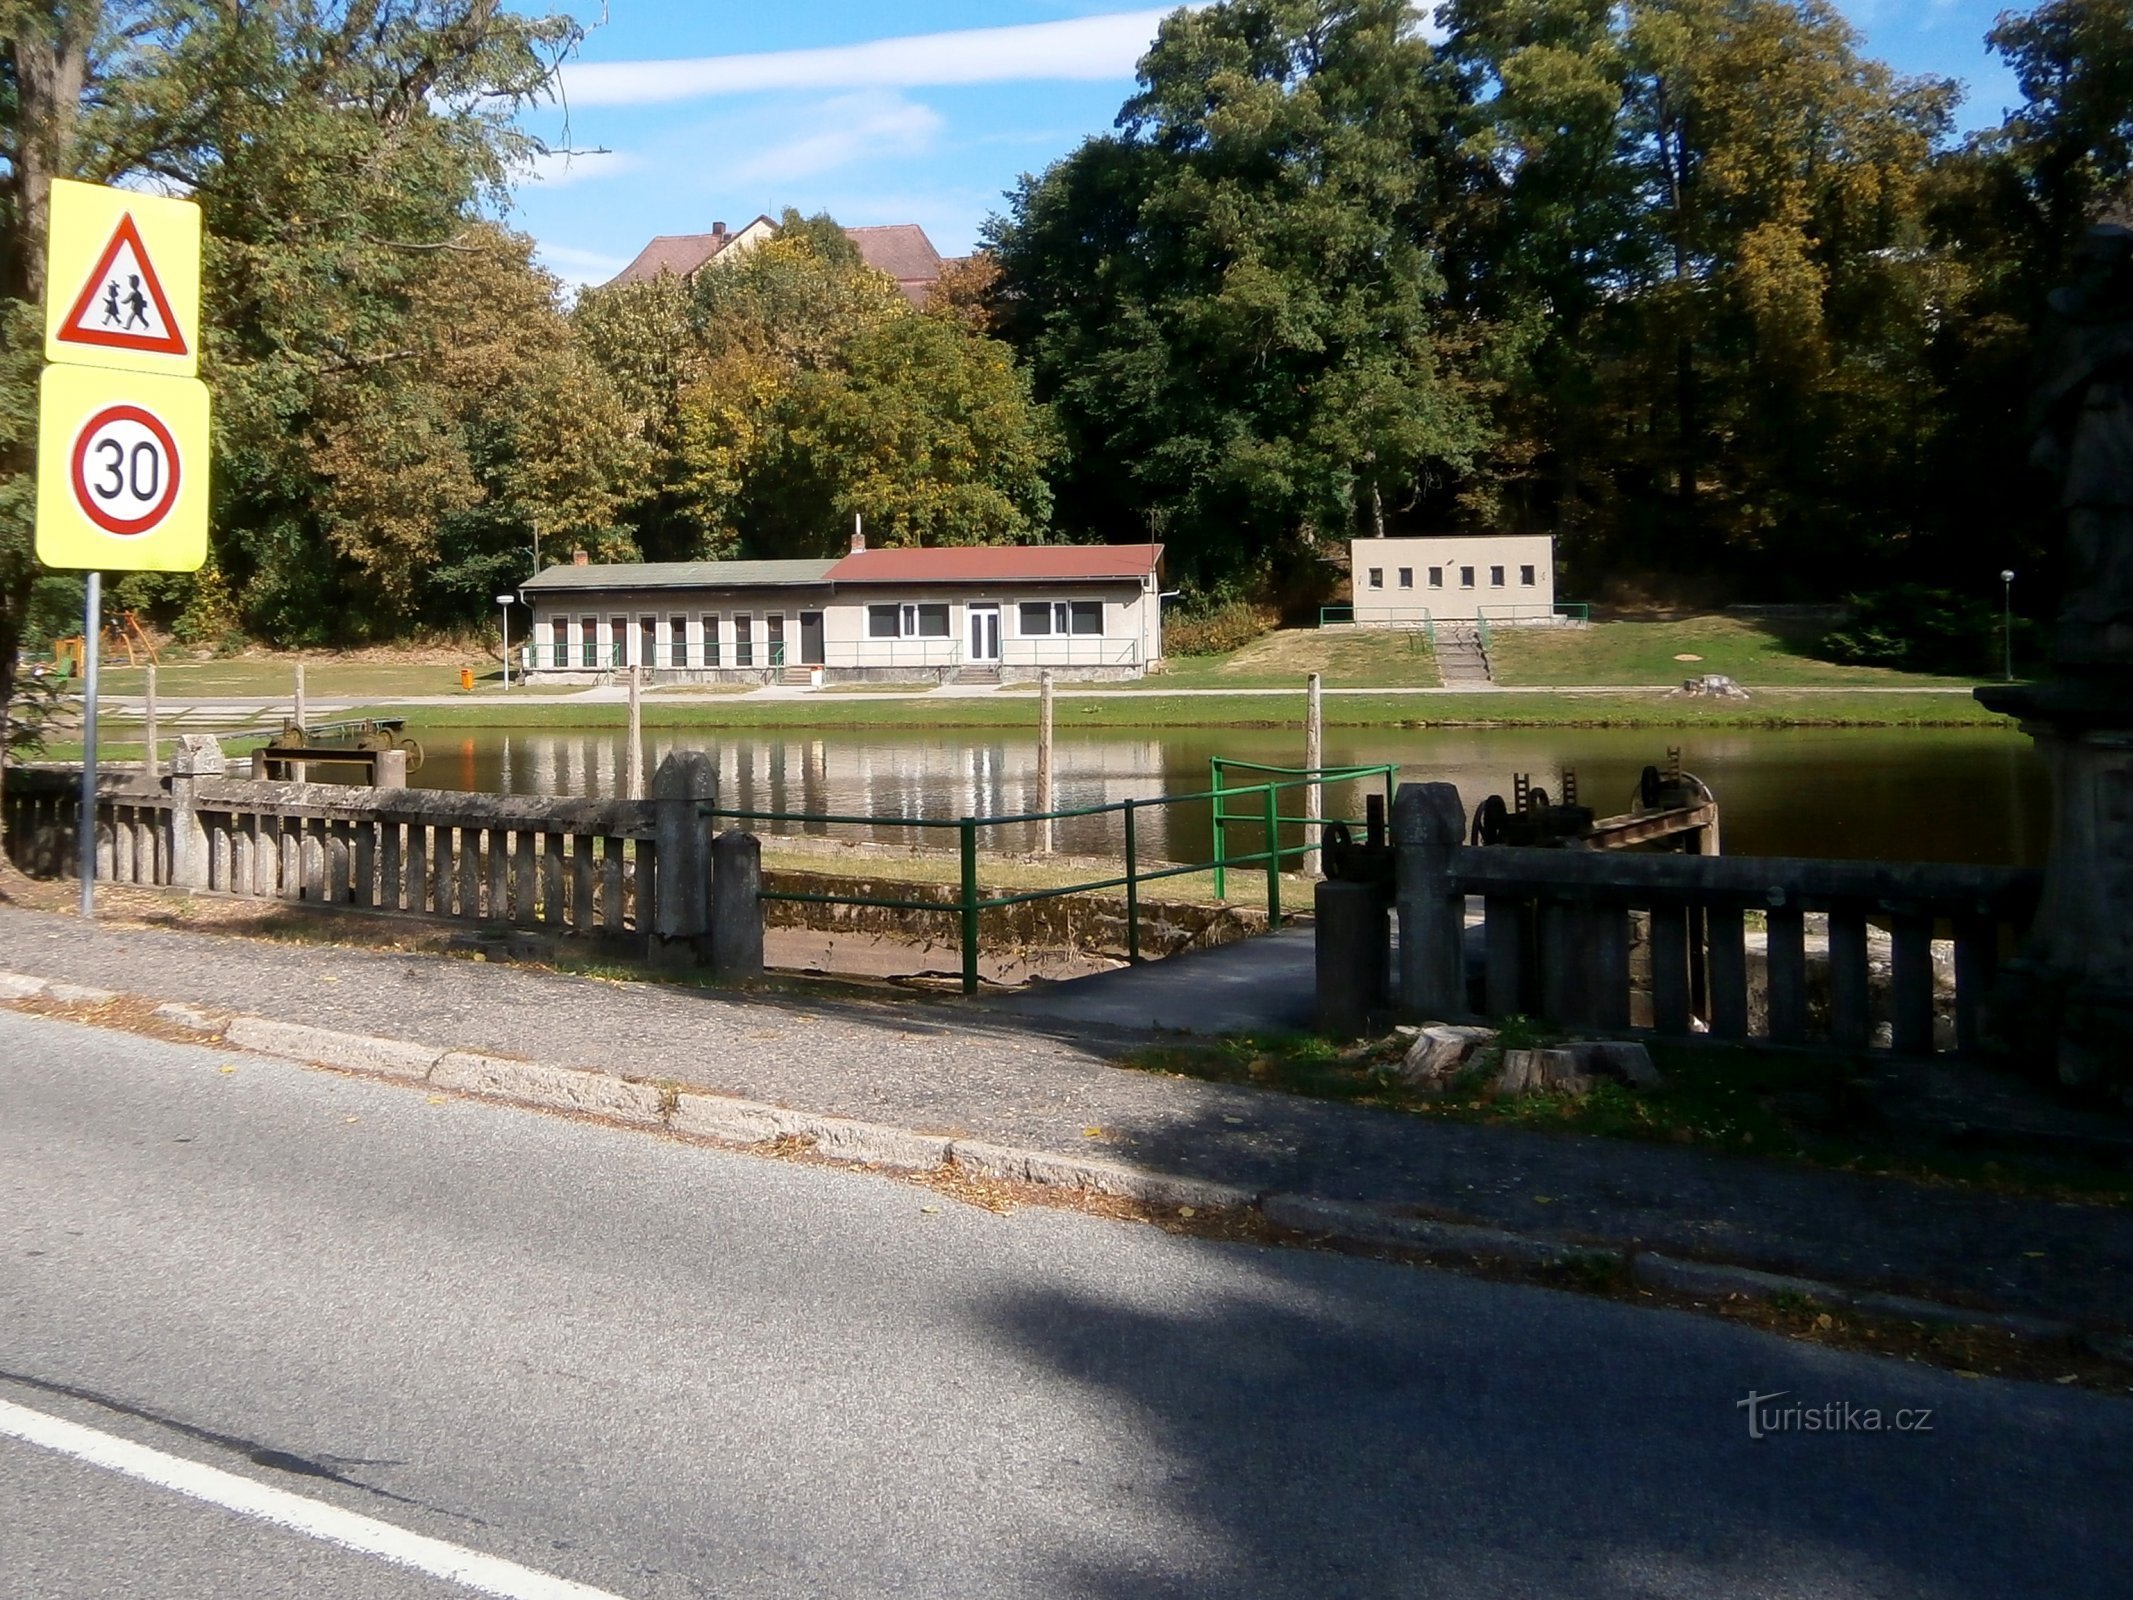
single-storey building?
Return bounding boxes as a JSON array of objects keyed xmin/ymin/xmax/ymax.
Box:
[
  {"xmin": 1348, "ymin": 535, "xmax": 1558, "ymax": 626},
  {"xmin": 519, "ymin": 538, "xmax": 1164, "ymax": 685}
]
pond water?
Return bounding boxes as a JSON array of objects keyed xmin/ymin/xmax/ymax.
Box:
[{"xmin": 401, "ymin": 724, "xmax": 2050, "ymax": 869}]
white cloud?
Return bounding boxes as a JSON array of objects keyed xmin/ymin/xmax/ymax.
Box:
[
  {"xmin": 732, "ymin": 93, "xmax": 945, "ymax": 184},
  {"xmin": 522, "ymin": 149, "xmax": 639, "ymax": 187},
  {"xmin": 558, "ymin": 9, "xmax": 1184, "ymax": 108},
  {"xmin": 536, "ymin": 242, "xmax": 633, "ymax": 287}
]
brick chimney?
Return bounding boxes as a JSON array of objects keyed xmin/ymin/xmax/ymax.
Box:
[
  {"xmin": 850, "ymin": 515, "xmax": 866, "ymax": 555},
  {"xmin": 572, "ymin": 549, "xmax": 589, "ymax": 566}
]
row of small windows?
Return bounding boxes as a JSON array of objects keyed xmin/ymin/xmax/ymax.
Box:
[
  {"xmin": 545, "ymin": 612, "xmax": 778, "ymax": 668},
  {"xmin": 868, "ymin": 599, "xmax": 1102, "ymax": 638},
  {"xmin": 1366, "ymin": 563, "xmax": 1538, "ymax": 591}
]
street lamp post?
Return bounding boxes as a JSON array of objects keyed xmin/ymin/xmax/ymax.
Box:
[
  {"xmin": 2000, "ymin": 570, "xmax": 2016, "ymax": 683},
  {"xmin": 497, "ymin": 593, "xmax": 517, "ymax": 691}
]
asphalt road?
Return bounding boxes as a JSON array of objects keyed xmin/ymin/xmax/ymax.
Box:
[{"xmin": 3, "ymin": 1010, "xmax": 2128, "ymax": 1600}]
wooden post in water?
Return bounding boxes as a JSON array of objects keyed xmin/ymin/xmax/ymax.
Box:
[
  {"xmin": 1037, "ymin": 669, "xmax": 1055, "ymax": 855},
  {"xmin": 626, "ymin": 665, "xmax": 645, "ymax": 800},
  {"xmin": 142, "ymin": 665, "xmax": 159, "ymax": 780},
  {"xmin": 1304, "ymin": 672, "xmax": 1324, "ymax": 876}
]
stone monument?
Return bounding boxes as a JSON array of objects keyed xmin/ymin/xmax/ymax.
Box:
[{"xmin": 1978, "ymin": 224, "xmax": 2133, "ymax": 1100}]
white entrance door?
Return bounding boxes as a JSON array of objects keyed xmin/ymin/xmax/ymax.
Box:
[{"xmin": 967, "ymin": 605, "xmax": 1001, "ymax": 663}]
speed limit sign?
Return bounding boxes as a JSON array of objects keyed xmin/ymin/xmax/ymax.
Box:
[{"xmin": 36, "ymin": 363, "xmax": 209, "ymax": 571}]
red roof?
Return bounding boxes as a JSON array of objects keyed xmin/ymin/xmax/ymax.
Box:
[
  {"xmin": 606, "ymin": 232, "xmax": 732, "ymax": 287},
  {"xmin": 846, "ymin": 224, "xmax": 944, "ymax": 306},
  {"xmin": 826, "ymin": 544, "xmax": 1162, "ymax": 585}
]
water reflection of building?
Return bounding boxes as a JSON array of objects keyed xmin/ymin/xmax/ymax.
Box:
[{"xmin": 472, "ymin": 733, "xmax": 1183, "ymax": 856}]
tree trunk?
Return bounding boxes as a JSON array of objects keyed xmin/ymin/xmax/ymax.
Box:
[{"xmin": 0, "ymin": 6, "xmax": 98, "ymax": 854}]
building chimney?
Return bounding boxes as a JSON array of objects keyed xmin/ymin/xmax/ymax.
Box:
[
  {"xmin": 712, "ymin": 220, "xmax": 727, "ymax": 239},
  {"xmin": 850, "ymin": 512, "xmax": 865, "ymax": 554},
  {"xmin": 572, "ymin": 548, "xmax": 590, "ymax": 567}
]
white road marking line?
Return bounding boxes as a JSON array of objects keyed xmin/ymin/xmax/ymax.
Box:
[{"xmin": 0, "ymin": 1396, "xmax": 629, "ymax": 1600}]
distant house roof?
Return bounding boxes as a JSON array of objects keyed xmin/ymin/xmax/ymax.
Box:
[
  {"xmin": 523, "ymin": 559, "xmax": 838, "ymax": 593},
  {"xmin": 845, "ymin": 224, "xmax": 945, "ymax": 307},
  {"xmin": 601, "ymin": 218, "xmax": 948, "ymax": 302},
  {"xmin": 825, "ymin": 544, "xmax": 1163, "ymax": 586}
]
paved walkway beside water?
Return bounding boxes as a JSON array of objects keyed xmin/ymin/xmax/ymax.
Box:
[
  {"xmin": 990, "ymin": 924, "xmax": 1319, "ymax": 1035},
  {"xmin": 0, "ymin": 900, "xmax": 2126, "ymax": 1331}
]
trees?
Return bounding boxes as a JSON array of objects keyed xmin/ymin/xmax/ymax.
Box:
[
  {"xmin": 1437, "ymin": 0, "xmax": 1956, "ymax": 582},
  {"xmin": 988, "ymin": 0, "xmax": 1484, "ymax": 595},
  {"xmin": 1, "ymin": 0, "xmax": 589, "ymax": 726},
  {"xmin": 574, "ymin": 216, "xmax": 1057, "ymax": 561}
]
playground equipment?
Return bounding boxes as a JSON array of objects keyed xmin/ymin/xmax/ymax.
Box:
[{"xmin": 48, "ymin": 610, "xmax": 160, "ymax": 676}]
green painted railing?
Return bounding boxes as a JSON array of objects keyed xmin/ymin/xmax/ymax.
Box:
[
  {"xmin": 1318, "ymin": 604, "xmax": 1356, "ymax": 626},
  {"xmin": 702, "ymin": 758, "xmax": 1396, "ymax": 995},
  {"xmin": 1556, "ymin": 601, "xmax": 1591, "ymax": 623}
]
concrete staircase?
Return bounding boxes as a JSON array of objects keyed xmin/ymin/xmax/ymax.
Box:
[
  {"xmin": 1434, "ymin": 621, "xmax": 1493, "ymax": 686},
  {"xmin": 955, "ymin": 664, "xmax": 1002, "ymax": 686}
]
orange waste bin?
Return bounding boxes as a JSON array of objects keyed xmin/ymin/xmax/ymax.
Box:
[{"xmin": 460, "ymin": 666, "xmax": 474, "ymax": 691}]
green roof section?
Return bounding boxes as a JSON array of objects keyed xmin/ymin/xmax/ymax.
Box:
[{"xmin": 522, "ymin": 559, "xmax": 838, "ymax": 592}]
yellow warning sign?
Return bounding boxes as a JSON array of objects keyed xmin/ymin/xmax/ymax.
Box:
[
  {"xmin": 44, "ymin": 179, "xmax": 201, "ymax": 378},
  {"xmin": 36, "ymin": 364, "xmax": 210, "ymax": 573}
]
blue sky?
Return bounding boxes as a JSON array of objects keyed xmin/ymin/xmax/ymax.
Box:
[{"xmin": 514, "ymin": 2, "xmax": 2027, "ymax": 289}]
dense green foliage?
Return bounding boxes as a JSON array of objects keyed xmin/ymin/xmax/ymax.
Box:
[
  {"xmin": 988, "ymin": 0, "xmax": 2133, "ymax": 615},
  {"xmin": 987, "ymin": 0, "xmax": 1484, "ymax": 597},
  {"xmin": 572, "ymin": 216, "xmax": 1056, "ymax": 562}
]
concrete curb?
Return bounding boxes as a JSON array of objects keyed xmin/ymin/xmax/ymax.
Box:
[
  {"xmin": 0, "ymin": 968, "xmax": 2117, "ymax": 1355},
  {"xmin": 1261, "ymin": 1194, "xmax": 1614, "ymax": 1269}
]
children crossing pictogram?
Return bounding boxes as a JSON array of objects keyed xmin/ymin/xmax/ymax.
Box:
[{"xmin": 55, "ymin": 213, "xmax": 189, "ymax": 359}]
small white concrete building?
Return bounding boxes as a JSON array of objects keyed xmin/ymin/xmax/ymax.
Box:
[
  {"xmin": 520, "ymin": 539, "xmax": 1164, "ymax": 685},
  {"xmin": 1349, "ymin": 535, "xmax": 1557, "ymax": 625}
]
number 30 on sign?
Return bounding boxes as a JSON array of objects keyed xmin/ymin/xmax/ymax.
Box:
[{"xmin": 36, "ymin": 363, "xmax": 209, "ymax": 572}]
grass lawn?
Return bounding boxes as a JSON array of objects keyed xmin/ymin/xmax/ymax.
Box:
[
  {"xmin": 335, "ymin": 687, "xmax": 2006, "ymax": 732},
  {"xmin": 1148, "ymin": 628, "xmax": 1440, "ymax": 688},
  {"xmin": 1123, "ymin": 1030, "xmax": 2133, "ymax": 1205},
  {"xmin": 1488, "ymin": 614, "xmax": 1983, "ymax": 688},
  {"xmin": 90, "ymin": 656, "xmax": 540, "ymax": 700}
]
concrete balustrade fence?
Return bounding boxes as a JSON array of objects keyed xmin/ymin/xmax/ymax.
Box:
[
  {"xmin": 1392, "ymin": 782, "xmax": 2044, "ymax": 1056},
  {"xmin": 2, "ymin": 750, "xmax": 686, "ymax": 951}
]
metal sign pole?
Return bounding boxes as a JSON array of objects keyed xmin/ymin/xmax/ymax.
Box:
[{"xmin": 78, "ymin": 570, "xmax": 101, "ymax": 919}]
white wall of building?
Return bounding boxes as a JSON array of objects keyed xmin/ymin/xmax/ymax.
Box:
[
  {"xmin": 1349, "ymin": 536, "xmax": 1556, "ymax": 624},
  {"xmin": 526, "ymin": 577, "xmax": 1162, "ymax": 675}
]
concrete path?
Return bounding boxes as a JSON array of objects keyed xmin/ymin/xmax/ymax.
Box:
[
  {"xmin": 8, "ymin": 1011, "xmax": 2131, "ymax": 1600},
  {"xmin": 989, "ymin": 924, "xmax": 1318, "ymax": 1035},
  {"xmin": 0, "ymin": 903, "xmax": 2128, "ymax": 1330}
]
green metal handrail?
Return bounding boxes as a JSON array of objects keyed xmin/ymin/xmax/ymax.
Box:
[
  {"xmin": 703, "ymin": 757, "xmax": 1398, "ymax": 995},
  {"xmin": 1318, "ymin": 604, "xmax": 1356, "ymax": 626}
]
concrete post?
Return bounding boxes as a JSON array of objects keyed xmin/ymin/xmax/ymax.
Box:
[
  {"xmin": 626, "ymin": 666, "xmax": 645, "ymax": 801},
  {"xmin": 710, "ymin": 829, "xmax": 765, "ymax": 979},
  {"xmin": 1037, "ymin": 669, "xmax": 1055, "ymax": 855},
  {"xmin": 373, "ymin": 748, "xmax": 408, "ymax": 789},
  {"xmin": 168, "ymin": 734, "xmax": 226, "ymax": 890},
  {"xmin": 1303, "ymin": 672, "xmax": 1323, "ymax": 876},
  {"xmin": 1315, "ymin": 877, "xmax": 1389, "ymax": 1037},
  {"xmin": 1393, "ymin": 781, "xmax": 1469, "ymax": 1018},
  {"xmin": 650, "ymin": 750, "xmax": 715, "ymax": 965},
  {"xmin": 143, "ymin": 664, "xmax": 159, "ymax": 780}
]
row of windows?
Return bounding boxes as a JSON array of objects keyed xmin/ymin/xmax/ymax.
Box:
[
  {"xmin": 865, "ymin": 600, "xmax": 1104, "ymax": 639},
  {"xmin": 1366, "ymin": 563, "xmax": 1538, "ymax": 591},
  {"xmin": 545, "ymin": 612, "xmax": 783, "ymax": 668}
]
